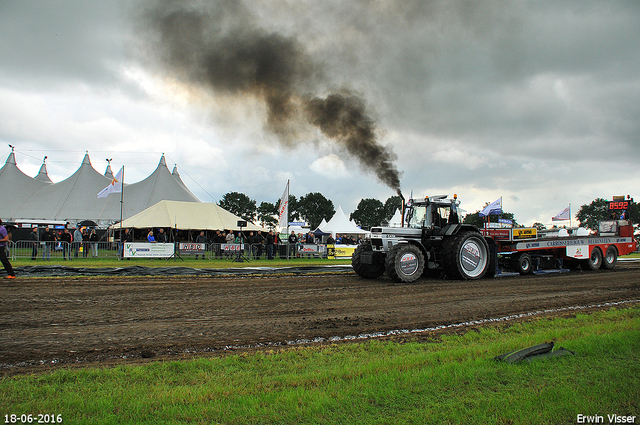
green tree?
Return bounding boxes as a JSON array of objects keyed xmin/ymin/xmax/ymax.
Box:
[
  {"xmin": 257, "ymin": 201, "xmax": 278, "ymax": 228},
  {"xmin": 298, "ymin": 192, "xmax": 334, "ymax": 229},
  {"xmin": 576, "ymin": 197, "xmax": 639, "ymax": 230},
  {"xmin": 218, "ymin": 192, "xmax": 257, "ymax": 223},
  {"xmin": 576, "ymin": 198, "xmax": 608, "ymax": 230},
  {"xmin": 383, "ymin": 195, "xmax": 403, "ymax": 221},
  {"xmin": 350, "ymin": 198, "xmax": 385, "ymax": 229},
  {"xmin": 532, "ymin": 222, "xmax": 547, "ymax": 231}
]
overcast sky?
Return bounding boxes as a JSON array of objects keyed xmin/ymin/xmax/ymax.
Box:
[{"xmin": 1, "ymin": 0, "xmax": 638, "ymax": 226}]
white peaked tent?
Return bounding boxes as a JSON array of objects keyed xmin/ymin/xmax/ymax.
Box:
[
  {"xmin": 0, "ymin": 151, "xmax": 52, "ymax": 219},
  {"xmin": 388, "ymin": 209, "xmax": 403, "ymax": 227},
  {"xmin": 1, "ymin": 152, "xmax": 201, "ymax": 224},
  {"xmin": 114, "ymin": 200, "xmax": 267, "ymax": 231},
  {"xmin": 322, "ymin": 206, "xmax": 370, "ymax": 236},
  {"xmin": 315, "ymin": 218, "xmax": 328, "ymax": 232}
]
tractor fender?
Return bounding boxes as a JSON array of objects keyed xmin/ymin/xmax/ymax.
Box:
[{"xmin": 443, "ymin": 224, "xmax": 481, "ymax": 236}]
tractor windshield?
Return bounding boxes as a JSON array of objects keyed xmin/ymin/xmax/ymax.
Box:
[
  {"xmin": 407, "ymin": 206, "xmax": 427, "ymax": 228},
  {"xmin": 407, "ymin": 203, "xmax": 457, "ymax": 228}
]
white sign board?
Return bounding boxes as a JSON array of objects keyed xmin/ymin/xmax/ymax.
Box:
[
  {"xmin": 124, "ymin": 242, "xmax": 175, "ymax": 258},
  {"xmin": 566, "ymin": 245, "xmax": 589, "ymax": 259}
]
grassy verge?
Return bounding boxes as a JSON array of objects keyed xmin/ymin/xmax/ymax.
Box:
[
  {"xmin": 1, "ymin": 306, "xmax": 638, "ymax": 424},
  {"xmin": 11, "ymin": 257, "xmax": 352, "ymax": 269}
]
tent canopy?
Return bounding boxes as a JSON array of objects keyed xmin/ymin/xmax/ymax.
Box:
[
  {"xmin": 321, "ymin": 206, "xmax": 370, "ymax": 236},
  {"xmin": 112, "ymin": 200, "xmax": 267, "ymax": 231}
]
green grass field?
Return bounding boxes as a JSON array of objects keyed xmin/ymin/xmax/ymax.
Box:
[{"xmin": 1, "ymin": 306, "xmax": 638, "ymax": 424}]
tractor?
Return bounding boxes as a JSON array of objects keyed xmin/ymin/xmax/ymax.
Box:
[{"xmin": 352, "ymin": 195, "xmax": 493, "ymax": 282}]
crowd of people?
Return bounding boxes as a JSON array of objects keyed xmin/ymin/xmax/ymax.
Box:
[
  {"xmin": 24, "ymin": 225, "xmax": 101, "ymax": 261},
  {"xmin": 9, "ymin": 225, "xmax": 367, "ymax": 264}
]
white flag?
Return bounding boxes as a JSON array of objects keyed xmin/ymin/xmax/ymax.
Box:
[
  {"xmin": 97, "ymin": 167, "xmax": 123, "ymax": 198},
  {"xmin": 552, "ymin": 205, "xmax": 570, "ymax": 221},
  {"xmin": 278, "ymin": 180, "xmax": 289, "ymax": 229},
  {"xmin": 479, "ymin": 197, "xmax": 502, "ymax": 217}
]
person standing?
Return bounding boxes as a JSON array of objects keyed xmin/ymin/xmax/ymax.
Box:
[
  {"xmin": 89, "ymin": 229, "xmax": 99, "ymax": 257},
  {"xmin": 0, "ymin": 219, "xmax": 16, "ymax": 278},
  {"xmin": 28, "ymin": 226, "xmax": 39, "ymax": 260},
  {"xmin": 41, "ymin": 226, "xmax": 55, "ymax": 260},
  {"xmin": 156, "ymin": 228, "xmax": 167, "ymax": 243},
  {"xmin": 121, "ymin": 228, "xmax": 133, "ymax": 259},
  {"xmin": 266, "ymin": 230, "xmax": 275, "ymax": 260},
  {"xmin": 73, "ymin": 227, "xmax": 83, "ymax": 257},
  {"xmin": 195, "ymin": 230, "xmax": 207, "ymax": 260},
  {"xmin": 60, "ymin": 228, "xmax": 72, "ymax": 260},
  {"xmin": 288, "ymin": 230, "xmax": 298, "ymax": 258}
]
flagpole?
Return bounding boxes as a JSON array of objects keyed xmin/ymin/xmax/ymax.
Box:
[
  {"xmin": 286, "ymin": 179, "xmax": 290, "ymax": 259},
  {"xmin": 569, "ymin": 203, "xmax": 572, "ymax": 228},
  {"xmin": 119, "ymin": 166, "xmax": 124, "ymax": 259}
]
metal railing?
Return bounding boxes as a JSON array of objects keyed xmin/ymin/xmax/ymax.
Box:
[
  {"xmin": 10, "ymin": 241, "xmax": 120, "ymax": 260},
  {"xmin": 9, "ymin": 241, "xmax": 331, "ymax": 261}
]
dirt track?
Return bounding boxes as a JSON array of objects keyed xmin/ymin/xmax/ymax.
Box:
[{"xmin": 2, "ymin": 264, "xmax": 639, "ymax": 374}]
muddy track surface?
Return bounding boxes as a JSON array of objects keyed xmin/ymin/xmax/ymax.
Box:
[{"xmin": 2, "ymin": 264, "xmax": 639, "ymax": 375}]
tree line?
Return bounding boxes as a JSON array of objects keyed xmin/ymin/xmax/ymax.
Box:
[{"xmin": 217, "ymin": 192, "xmax": 638, "ymax": 232}]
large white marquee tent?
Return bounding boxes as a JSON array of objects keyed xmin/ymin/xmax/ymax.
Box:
[{"xmin": 0, "ymin": 151, "xmax": 200, "ymax": 225}]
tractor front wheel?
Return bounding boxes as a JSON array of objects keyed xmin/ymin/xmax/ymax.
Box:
[
  {"xmin": 351, "ymin": 241, "xmax": 385, "ymax": 279},
  {"xmin": 385, "ymin": 244, "xmax": 425, "ymax": 283}
]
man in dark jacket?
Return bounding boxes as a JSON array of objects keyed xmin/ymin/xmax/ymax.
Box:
[
  {"xmin": 60, "ymin": 228, "xmax": 72, "ymax": 260},
  {"xmin": 41, "ymin": 226, "xmax": 55, "ymax": 260},
  {"xmin": 195, "ymin": 230, "xmax": 207, "ymax": 259},
  {"xmin": 266, "ymin": 230, "xmax": 275, "ymax": 260},
  {"xmin": 28, "ymin": 226, "xmax": 39, "ymax": 260}
]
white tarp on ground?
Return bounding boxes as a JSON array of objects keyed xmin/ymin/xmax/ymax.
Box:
[
  {"xmin": 321, "ymin": 205, "xmax": 370, "ymax": 236},
  {"xmin": 113, "ymin": 200, "xmax": 267, "ymax": 231}
]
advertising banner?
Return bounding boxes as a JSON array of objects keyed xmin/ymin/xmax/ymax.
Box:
[
  {"xmin": 222, "ymin": 244, "xmax": 245, "ymax": 252},
  {"xmin": 179, "ymin": 243, "xmax": 206, "ymax": 255},
  {"xmin": 124, "ymin": 242, "xmax": 174, "ymax": 258},
  {"xmin": 512, "ymin": 228, "xmax": 537, "ymax": 240},
  {"xmin": 331, "ymin": 244, "xmax": 357, "ymax": 259}
]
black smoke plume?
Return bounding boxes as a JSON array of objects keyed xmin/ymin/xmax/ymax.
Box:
[{"xmin": 140, "ymin": 1, "xmax": 402, "ymax": 191}]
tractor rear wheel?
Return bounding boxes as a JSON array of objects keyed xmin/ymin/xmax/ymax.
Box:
[
  {"xmin": 351, "ymin": 241, "xmax": 385, "ymax": 279},
  {"xmin": 442, "ymin": 231, "xmax": 490, "ymax": 280},
  {"xmin": 385, "ymin": 244, "xmax": 425, "ymax": 283}
]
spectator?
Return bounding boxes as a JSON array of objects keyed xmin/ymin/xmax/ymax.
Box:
[
  {"xmin": 60, "ymin": 228, "xmax": 72, "ymax": 260},
  {"xmin": 41, "ymin": 226, "xmax": 55, "ymax": 260},
  {"xmin": 326, "ymin": 234, "xmax": 335, "ymax": 245},
  {"xmin": 89, "ymin": 229, "xmax": 99, "ymax": 257},
  {"xmin": 28, "ymin": 226, "xmax": 38, "ymax": 260},
  {"xmin": 147, "ymin": 229, "xmax": 156, "ymax": 242},
  {"xmin": 82, "ymin": 227, "xmax": 89, "ymax": 257},
  {"xmin": 266, "ymin": 230, "xmax": 275, "ymax": 260},
  {"xmin": 73, "ymin": 227, "xmax": 83, "ymax": 257},
  {"xmin": 121, "ymin": 228, "xmax": 133, "ymax": 259},
  {"xmin": 195, "ymin": 230, "xmax": 207, "ymax": 260},
  {"xmin": 288, "ymin": 230, "xmax": 298, "ymax": 258},
  {"xmin": 0, "ymin": 219, "xmax": 15, "ymax": 278},
  {"xmin": 156, "ymin": 228, "xmax": 167, "ymax": 243}
]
